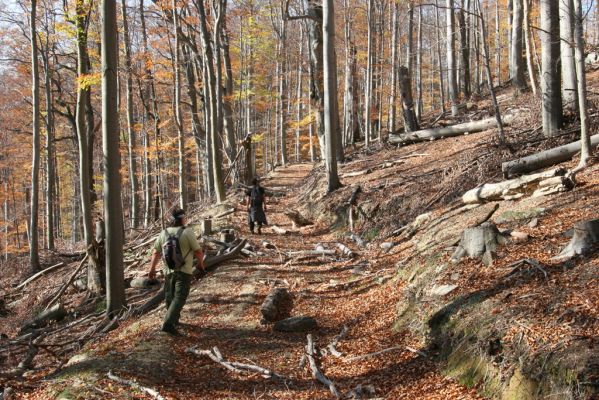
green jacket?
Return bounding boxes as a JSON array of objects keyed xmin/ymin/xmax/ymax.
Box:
[{"xmin": 153, "ymin": 226, "xmax": 202, "ymax": 275}]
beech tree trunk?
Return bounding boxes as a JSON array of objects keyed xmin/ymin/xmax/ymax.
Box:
[
  {"xmin": 29, "ymin": 0, "xmax": 40, "ymax": 273},
  {"xmin": 458, "ymin": 0, "xmax": 471, "ymax": 98},
  {"xmin": 398, "ymin": 67, "xmax": 419, "ymax": 133},
  {"xmin": 41, "ymin": 35, "xmax": 55, "ymax": 251},
  {"xmin": 447, "ymin": 0, "xmax": 459, "ymax": 116},
  {"xmin": 121, "ymin": 0, "xmax": 139, "ymax": 228},
  {"xmin": 573, "ymin": 0, "xmax": 592, "ymax": 166},
  {"xmin": 540, "ymin": 0, "xmax": 563, "ymax": 137},
  {"xmin": 364, "ymin": 0, "xmax": 373, "ymax": 146},
  {"xmin": 102, "ymin": 0, "xmax": 126, "ymax": 316},
  {"xmin": 323, "ymin": 0, "xmax": 341, "ymax": 192},
  {"xmin": 523, "ymin": 0, "xmax": 538, "ymax": 95},
  {"xmin": 559, "ymin": 0, "xmax": 578, "ymax": 111},
  {"xmin": 509, "ymin": 0, "xmax": 526, "ymax": 89}
]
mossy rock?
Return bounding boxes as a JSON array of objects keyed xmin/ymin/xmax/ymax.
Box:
[{"xmin": 496, "ymin": 208, "xmax": 545, "ymax": 224}]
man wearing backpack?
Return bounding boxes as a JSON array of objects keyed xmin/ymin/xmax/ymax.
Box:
[
  {"xmin": 245, "ymin": 177, "xmax": 268, "ymax": 234},
  {"xmin": 148, "ymin": 208, "xmax": 204, "ymax": 335}
]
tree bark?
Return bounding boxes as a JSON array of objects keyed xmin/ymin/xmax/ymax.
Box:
[
  {"xmin": 540, "ymin": 0, "xmax": 563, "ymax": 137},
  {"xmin": 523, "ymin": 0, "xmax": 538, "ymax": 95},
  {"xmin": 121, "ymin": 0, "xmax": 139, "ymax": 228},
  {"xmin": 447, "ymin": 0, "xmax": 459, "ymax": 116},
  {"xmin": 458, "ymin": 0, "xmax": 471, "ymax": 97},
  {"xmin": 41, "ymin": 34, "xmax": 55, "ymax": 251},
  {"xmin": 398, "ymin": 67, "xmax": 419, "ymax": 133},
  {"xmin": 509, "ymin": 0, "xmax": 526, "ymax": 89},
  {"xmin": 573, "ymin": 0, "xmax": 592, "ymax": 166},
  {"xmin": 323, "ymin": 0, "xmax": 341, "ymax": 192},
  {"xmin": 102, "ymin": 0, "xmax": 126, "ymax": 316},
  {"xmin": 363, "ymin": 0, "xmax": 373, "ymax": 147},
  {"xmin": 29, "ymin": 0, "xmax": 41, "ymax": 273},
  {"xmin": 559, "ymin": 0, "xmax": 578, "ymax": 111}
]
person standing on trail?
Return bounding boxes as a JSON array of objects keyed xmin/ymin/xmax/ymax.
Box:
[
  {"xmin": 148, "ymin": 208, "xmax": 205, "ymax": 335},
  {"xmin": 245, "ymin": 177, "xmax": 268, "ymax": 234}
]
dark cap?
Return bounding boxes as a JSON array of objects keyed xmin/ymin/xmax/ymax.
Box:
[{"xmin": 171, "ymin": 207, "xmax": 185, "ymax": 219}]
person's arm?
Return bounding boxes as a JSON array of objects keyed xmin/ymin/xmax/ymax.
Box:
[
  {"xmin": 194, "ymin": 249, "xmax": 205, "ymax": 271},
  {"xmin": 148, "ymin": 249, "xmax": 161, "ymax": 280},
  {"xmin": 262, "ymin": 188, "xmax": 267, "ymax": 211}
]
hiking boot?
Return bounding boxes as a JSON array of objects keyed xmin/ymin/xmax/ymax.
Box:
[{"xmin": 257, "ymin": 226, "xmax": 262, "ymax": 235}]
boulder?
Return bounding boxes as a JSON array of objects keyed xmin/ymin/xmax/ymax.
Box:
[{"xmin": 273, "ymin": 316, "xmax": 318, "ymax": 332}]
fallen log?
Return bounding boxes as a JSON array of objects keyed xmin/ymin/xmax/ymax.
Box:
[
  {"xmin": 336, "ymin": 243, "xmax": 355, "ymax": 258},
  {"xmin": 389, "ymin": 114, "xmax": 516, "ymax": 145},
  {"xmin": 462, "ymin": 168, "xmax": 575, "ymax": 204},
  {"xmin": 45, "ymin": 254, "xmax": 89, "ymax": 310},
  {"xmin": 305, "ymin": 334, "xmax": 340, "ymax": 398},
  {"xmin": 502, "ymin": 134, "xmax": 599, "ymax": 178},
  {"xmin": 340, "ymin": 168, "xmax": 372, "ymax": 178},
  {"xmin": 16, "ymin": 262, "xmax": 66, "ymax": 290},
  {"xmin": 132, "ymin": 239, "xmax": 247, "ymax": 316},
  {"xmin": 260, "ymin": 287, "xmax": 293, "ymax": 323},
  {"xmin": 19, "ymin": 305, "xmax": 66, "ymax": 335},
  {"xmin": 287, "ymin": 250, "xmax": 336, "ymax": 257}
]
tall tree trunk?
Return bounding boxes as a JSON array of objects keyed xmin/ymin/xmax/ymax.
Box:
[
  {"xmin": 121, "ymin": 0, "xmax": 139, "ymax": 228},
  {"xmin": 278, "ymin": 20, "xmax": 288, "ymax": 166},
  {"xmin": 29, "ymin": 0, "xmax": 41, "ymax": 273},
  {"xmin": 447, "ymin": 0, "xmax": 459, "ymax": 116},
  {"xmin": 435, "ymin": 0, "xmax": 446, "ymax": 112},
  {"xmin": 171, "ymin": 0, "xmax": 187, "ymax": 209},
  {"xmin": 102, "ymin": 0, "xmax": 125, "ymax": 316},
  {"xmin": 573, "ymin": 0, "xmax": 592, "ymax": 166},
  {"xmin": 510, "ymin": 0, "xmax": 526, "ymax": 89},
  {"xmin": 398, "ymin": 66, "xmax": 419, "ymax": 133},
  {"xmin": 559, "ymin": 0, "xmax": 578, "ymax": 111},
  {"xmin": 389, "ymin": 0, "xmax": 399, "ymax": 131},
  {"xmin": 415, "ymin": 7, "xmax": 423, "ymax": 121},
  {"xmin": 296, "ymin": 29, "xmax": 304, "ymax": 161},
  {"xmin": 139, "ymin": 0, "xmax": 155, "ymax": 227},
  {"xmin": 540, "ymin": 0, "xmax": 563, "ymax": 137},
  {"xmin": 495, "ymin": 0, "xmax": 501, "ymax": 86},
  {"xmin": 459, "ymin": 0, "xmax": 471, "ymax": 97},
  {"xmin": 41, "ymin": 43, "xmax": 55, "ymax": 251},
  {"xmin": 523, "ymin": 0, "xmax": 538, "ymax": 95},
  {"xmin": 364, "ymin": 0, "xmax": 373, "ymax": 146},
  {"xmin": 307, "ymin": 0, "xmax": 325, "ymax": 158},
  {"xmin": 323, "ymin": 0, "xmax": 340, "ymax": 192},
  {"xmin": 221, "ymin": 24, "xmax": 237, "ymax": 180}
]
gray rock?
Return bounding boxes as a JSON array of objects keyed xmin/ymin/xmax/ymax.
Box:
[
  {"xmin": 429, "ymin": 284, "xmax": 458, "ymax": 296},
  {"xmin": 273, "ymin": 316, "xmax": 318, "ymax": 332},
  {"xmin": 130, "ymin": 278, "xmax": 160, "ymax": 288}
]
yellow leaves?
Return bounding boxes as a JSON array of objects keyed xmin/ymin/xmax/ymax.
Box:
[
  {"xmin": 251, "ymin": 132, "xmax": 265, "ymax": 143},
  {"xmin": 77, "ymin": 72, "xmax": 101, "ymax": 90}
]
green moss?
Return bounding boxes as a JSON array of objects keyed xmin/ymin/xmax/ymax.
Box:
[
  {"xmin": 94, "ymin": 299, "xmax": 106, "ymax": 313},
  {"xmin": 363, "ymin": 227, "xmax": 380, "ymax": 241}
]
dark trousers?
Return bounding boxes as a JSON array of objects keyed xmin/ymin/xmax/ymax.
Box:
[
  {"xmin": 248, "ymin": 219, "xmax": 263, "ymax": 233},
  {"xmin": 163, "ymin": 271, "xmax": 192, "ymax": 330}
]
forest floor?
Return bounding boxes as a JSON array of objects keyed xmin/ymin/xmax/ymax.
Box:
[{"xmin": 1, "ymin": 68, "xmax": 599, "ymax": 399}]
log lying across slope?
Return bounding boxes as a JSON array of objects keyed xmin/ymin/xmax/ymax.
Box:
[
  {"xmin": 502, "ymin": 134, "xmax": 599, "ymax": 178},
  {"xmin": 388, "ymin": 114, "xmax": 516, "ymax": 145}
]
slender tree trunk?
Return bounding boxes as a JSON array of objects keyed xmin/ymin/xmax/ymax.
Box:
[
  {"xmin": 278, "ymin": 21, "xmax": 288, "ymax": 166},
  {"xmin": 476, "ymin": 0, "xmax": 506, "ymax": 143},
  {"xmin": 41, "ymin": 45, "xmax": 55, "ymax": 251},
  {"xmin": 573, "ymin": 0, "xmax": 592, "ymax": 166},
  {"xmin": 102, "ymin": 0, "xmax": 125, "ymax": 316},
  {"xmin": 540, "ymin": 0, "xmax": 563, "ymax": 137},
  {"xmin": 435, "ymin": 0, "xmax": 446, "ymax": 112},
  {"xmin": 447, "ymin": 0, "xmax": 459, "ymax": 116},
  {"xmin": 296, "ymin": 29, "xmax": 304, "ymax": 161},
  {"xmin": 459, "ymin": 0, "xmax": 471, "ymax": 97},
  {"xmin": 495, "ymin": 0, "xmax": 501, "ymax": 86},
  {"xmin": 170, "ymin": 0, "xmax": 187, "ymax": 209},
  {"xmin": 121, "ymin": 0, "xmax": 139, "ymax": 228},
  {"xmin": 29, "ymin": 0, "xmax": 41, "ymax": 272},
  {"xmin": 389, "ymin": 0, "xmax": 399, "ymax": 131},
  {"xmin": 399, "ymin": 66, "xmax": 420, "ymax": 132},
  {"xmin": 323, "ymin": 0, "xmax": 340, "ymax": 192},
  {"xmin": 415, "ymin": 7, "xmax": 423, "ymax": 120},
  {"xmin": 523, "ymin": 0, "xmax": 538, "ymax": 95},
  {"xmin": 364, "ymin": 0, "xmax": 373, "ymax": 146},
  {"xmin": 559, "ymin": 0, "xmax": 578, "ymax": 111},
  {"xmin": 221, "ymin": 22, "xmax": 237, "ymax": 178},
  {"xmin": 307, "ymin": 0, "xmax": 325, "ymax": 158}
]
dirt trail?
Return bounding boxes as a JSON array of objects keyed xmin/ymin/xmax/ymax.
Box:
[{"xmin": 45, "ymin": 163, "xmax": 483, "ymax": 400}]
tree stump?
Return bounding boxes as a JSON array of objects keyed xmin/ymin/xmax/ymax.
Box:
[
  {"xmin": 201, "ymin": 218, "xmax": 212, "ymax": 236},
  {"xmin": 260, "ymin": 287, "xmax": 293, "ymax": 324},
  {"xmin": 555, "ymin": 219, "xmax": 599, "ymax": 259},
  {"xmin": 284, "ymin": 210, "xmax": 313, "ymax": 229},
  {"xmin": 451, "ymin": 222, "xmax": 507, "ymax": 266}
]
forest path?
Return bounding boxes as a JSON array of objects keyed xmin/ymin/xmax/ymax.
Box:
[
  {"xmin": 76, "ymin": 163, "xmax": 485, "ymax": 400},
  {"xmin": 137, "ymin": 163, "xmax": 483, "ymax": 400}
]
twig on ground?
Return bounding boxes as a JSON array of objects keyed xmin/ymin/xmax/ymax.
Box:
[
  {"xmin": 305, "ymin": 334, "xmax": 340, "ymax": 398},
  {"xmin": 326, "ymin": 325, "xmax": 349, "ymax": 358},
  {"xmin": 107, "ymin": 371, "xmax": 165, "ymax": 400}
]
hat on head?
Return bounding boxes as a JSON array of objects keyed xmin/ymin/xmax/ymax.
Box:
[{"xmin": 171, "ymin": 207, "xmax": 185, "ymax": 220}]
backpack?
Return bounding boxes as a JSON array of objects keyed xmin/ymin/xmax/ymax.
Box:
[
  {"xmin": 162, "ymin": 227, "xmax": 190, "ymax": 270},
  {"xmin": 250, "ymin": 186, "xmax": 264, "ymax": 207}
]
